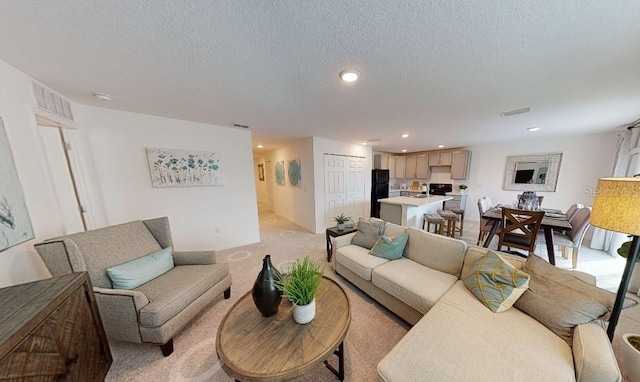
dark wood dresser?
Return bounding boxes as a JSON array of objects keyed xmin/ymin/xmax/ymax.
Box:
[{"xmin": 0, "ymin": 272, "xmax": 112, "ymax": 381}]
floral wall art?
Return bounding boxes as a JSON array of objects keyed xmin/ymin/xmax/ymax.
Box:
[
  {"xmin": 146, "ymin": 148, "xmax": 224, "ymax": 187},
  {"xmin": 0, "ymin": 117, "xmax": 34, "ymax": 251},
  {"xmin": 288, "ymin": 159, "xmax": 301, "ymax": 187},
  {"xmin": 275, "ymin": 160, "xmax": 285, "ymax": 186}
]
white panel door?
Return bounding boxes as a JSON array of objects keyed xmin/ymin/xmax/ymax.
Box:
[
  {"xmin": 38, "ymin": 126, "xmax": 86, "ymax": 234},
  {"xmin": 345, "ymin": 157, "xmax": 365, "ymax": 222},
  {"xmin": 324, "ymin": 155, "xmax": 365, "ymax": 228},
  {"xmin": 324, "ymin": 155, "xmax": 346, "ymax": 227}
]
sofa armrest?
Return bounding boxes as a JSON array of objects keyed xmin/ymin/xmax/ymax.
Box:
[
  {"xmin": 93, "ymin": 287, "xmax": 150, "ymax": 343},
  {"xmin": 332, "ymin": 232, "xmax": 358, "ymax": 259},
  {"xmin": 573, "ymin": 321, "xmax": 621, "ymax": 382},
  {"xmin": 172, "ymin": 250, "xmax": 216, "ymax": 265},
  {"xmin": 94, "ymin": 287, "xmax": 150, "ymax": 310}
]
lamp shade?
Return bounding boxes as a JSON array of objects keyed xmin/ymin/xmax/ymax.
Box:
[{"xmin": 590, "ymin": 177, "xmax": 640, "ymax": 236}]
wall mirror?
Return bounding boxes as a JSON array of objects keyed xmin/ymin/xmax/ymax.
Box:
[{"xmin": 503, "ymin": 152, "xmax": 562, "ymax": 192}]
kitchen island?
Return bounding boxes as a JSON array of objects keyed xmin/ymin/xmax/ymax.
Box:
[{"xmin": 379, "ymin": 195, "xmax": 453, "ymax": 229}]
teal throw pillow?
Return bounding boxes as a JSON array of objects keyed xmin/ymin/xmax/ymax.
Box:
[
  {"xmin": 369, "ymin": 233, "xmax": 408, "ymax": 260},
  {"xmin": 463, "ymin": 250, "xmax": 530, "ymax": 313},
  {"xmin": 107, "ymin": 247, "xmax": 174, "ymax": 290}
]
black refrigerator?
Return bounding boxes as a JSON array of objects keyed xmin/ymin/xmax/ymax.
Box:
[{"xmin": 371, "ymin": 169, "xmax": 389, "ymax": 218}]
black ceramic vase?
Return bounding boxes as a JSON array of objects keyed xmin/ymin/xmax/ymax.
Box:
[{"xmin": 252, "ymin": 255, "xmax": 282, "ymax": 317}]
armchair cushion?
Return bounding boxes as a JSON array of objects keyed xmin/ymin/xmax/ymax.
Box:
[
  {"xmin": 136, "ymin": 263, "xmax": 230, "ymax": 327},
  {"xmin": 107, "ymin": 247, "xmax": 174, "ymax": 290}
]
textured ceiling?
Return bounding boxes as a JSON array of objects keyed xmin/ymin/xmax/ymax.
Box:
[{"xmin": 1, "ymin": 1, "xmax": 639, "ymax": 153}]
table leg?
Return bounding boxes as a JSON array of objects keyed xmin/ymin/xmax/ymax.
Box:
[
  {"xmin": 483, "ymin": 221, "xmax": 500, "ymax": 248},
  {"xmin": 543, "ymin": 227, "xmax": 556, "ymax": 265},
  {"xmin": 324, "ymin": 341, "xmax": 344, "ymax": 381},
  {"xmin": 326, "ymin": 231, "xmax": 332, "ymax": 262}
]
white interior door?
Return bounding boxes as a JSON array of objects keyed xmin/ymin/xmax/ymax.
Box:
[
  {"xmin": 38, "ymin": 125, "xmax": 87, "ymax": 234},
  {"xmin": 324, "ymin": 154, "xmax": 365, "ymax": 227}
]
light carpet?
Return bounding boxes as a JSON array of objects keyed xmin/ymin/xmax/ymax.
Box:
[{"xmin": 105, "ymin": 210, "xmax": 409, "ymax": 381}]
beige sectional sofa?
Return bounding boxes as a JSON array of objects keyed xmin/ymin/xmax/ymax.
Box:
[{"xmin": 333, "ymin": 220, "xmax": 621, "ymax": 382}]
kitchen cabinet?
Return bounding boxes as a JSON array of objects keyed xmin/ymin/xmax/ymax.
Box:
[
  {"xmin": 451, "ymin": 151, "xmax": 471, "ymax": 179},
  {"xmin": 444, "ymin": 192, "xmax": 468, "ymax": 210},
  {"xmin": 405, "ymin": 155, "xmax": 417, "ymax": 178},
  {"xmin": 374, "ymin": 153, "xmax": 390, "ymax": 170},
  {"xmin": 388, "ymin": 155, "xmax": 397, "ymax": 178},
  {"xmin": 416, "ymin": 154, "xmax": 429, "ymax": 178},
  {"xmin": 395, "ymin": 156, "xmax": 406, "ymax": 179},
  {"xmin": 429, "ymin": 152, "xmax": 452, "ymax": 166}
]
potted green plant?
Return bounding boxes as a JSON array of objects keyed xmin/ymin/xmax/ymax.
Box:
[
  {"xmin": 334, "ymin": 213, "xmax": 350, "ymax": 231},
  {"xmin": 276, "ymin": 257, "xmax": 324, "ymax": 324},
  {"xmin": 458, "ymin": 184, "xmax": 468, "ymax": 191},
  {"xmin": 622, "ymin": 333, "xmax": 640, "ymax": 381}
]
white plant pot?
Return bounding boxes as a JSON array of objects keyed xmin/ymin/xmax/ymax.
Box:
[
  {"xmin": 292, "ymin": 298, "xmax": 316, "ymax": 324},
  {"xmin": 622, "ymin": 333, "xmax": 640, "ymax": 381},
  {"xmin": 337, "ymin": 223, "xmax": 345, "ymax": 231}
]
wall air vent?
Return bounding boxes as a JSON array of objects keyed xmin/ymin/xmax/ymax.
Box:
[
  {"xmin": 32, "ymin": 81, "xmax": 74, "ymax": 121},
  {"xmin": 231, "ymin": 123, "xmax": 250, "ymax": 129},
  {"xmin": 501, "ymin": 107, "xmax": 531, "ymax": 117}
]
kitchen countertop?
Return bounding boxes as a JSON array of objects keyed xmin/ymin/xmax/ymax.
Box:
[
  {"xmin": 378, "ymin": 195, "xmax": 452, "ymax": 207},
  {"xmin": 389, "ymin": 189, "xmax": 425, "ymax": 193},
  {"xmin": 445, "ymin": 191, "xmax": 468, "ymax": 196}
]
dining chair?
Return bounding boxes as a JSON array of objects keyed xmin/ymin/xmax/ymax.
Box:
[
  {"xmin": 565, "ymin": 203, "xmax": 584, "ymax": 221},
  {"xmin": 497, "ymin": 208, "xmax": 545, "ymax": 257},
  {"xmin": 476, "ymin": 197, "xmax": 494, "ymax": 245},
  {"xmin": 547, "ymin": 203, "xmax": 586, "ymax": 258},
  {"xmin": 551, "ymin": 207, "xmax": 592, "ymax": 268}
]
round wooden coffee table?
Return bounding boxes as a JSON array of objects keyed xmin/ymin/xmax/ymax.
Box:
[{"xmin": 216, "ymin": 277, "xmax": 351, "ymax": 381}]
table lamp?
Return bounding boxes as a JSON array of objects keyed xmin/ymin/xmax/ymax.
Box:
[{"xmin": 590, "ymin": 177, "xmax": 640, "ymax": 341}]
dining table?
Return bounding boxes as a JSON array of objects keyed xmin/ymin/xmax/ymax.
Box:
[{"xmin": 482, "ymin": 205, "xmax": 572, "ymax": 265}]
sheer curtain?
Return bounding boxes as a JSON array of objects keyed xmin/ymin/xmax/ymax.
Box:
[{"xmin": 590, "ymin": 124, "xmax": 640, "ymax": 254}]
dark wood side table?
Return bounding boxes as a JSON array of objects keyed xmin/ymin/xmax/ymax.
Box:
[{"xmin": 326, "ymin": 226, "xmax": 357, "ymax": 262}]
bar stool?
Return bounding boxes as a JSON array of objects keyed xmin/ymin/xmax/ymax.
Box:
[
  {"xmin": 422, "ymin": 213, "xmax": 445, "ymax": 235},
  {"xmin": 447, "ymin": 208, "xmax": 465, "ymax": 236},
  {"xmin": 437, "ymin": 210, "xmax": 458, "ymax": 238}
]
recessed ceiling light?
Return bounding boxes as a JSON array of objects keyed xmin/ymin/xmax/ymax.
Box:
[
  {"xmin": 401, "ymin": 149, "xmax": 407, "ymax": 153},
  {"xmin": 257, "ymin": 144, "xmax": 264, "ymax": 148},
  {"xmin": 527, "ymin": 127, "xmax": 540, "ymax": 132},
  {"xmin": 92, "ymin": 92, "xmax": 112, "ymax": 101},
  {"xmin": 361, "ymin": 142, "xmax": 368, "ymax": 145},
  {"xmin": 401, "ymin": 134, "xmax": 409, "ymax": 138},
  {"xmin": 438, "ymin": 145, "xmax": 444, "ymax": 148},
  {"xmin": 339, "ymin": 69, "xmax": 360, "ymax": 82}
]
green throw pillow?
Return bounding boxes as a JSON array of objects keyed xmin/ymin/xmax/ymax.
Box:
[
  {"xmin": 107, "ymin": 247, "xmax": 174, "ymax": 290},
  {"xmin": 463, "ymin": 250, "xmax": 530, "ymax": 313},
  {"xmin": 369, "ymin": 233, "xmax": 408, "ymax": 260}
]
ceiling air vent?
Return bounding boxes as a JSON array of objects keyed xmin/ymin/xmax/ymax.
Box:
[
  {"xmin": 501, "ymin": 107, "xmax": 531, "ymax": 117},
  {"xmin": 231, "ymin": 123, "xmax": 250, "ymax": 129},
  {"xmin": 32, "ymin": 81, "xmax": 74, "ymax": 121}
]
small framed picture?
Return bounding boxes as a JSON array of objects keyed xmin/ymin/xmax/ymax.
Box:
[{"xmin": 258, "ymin": 164, "xmax": 265, "ymax": 181}]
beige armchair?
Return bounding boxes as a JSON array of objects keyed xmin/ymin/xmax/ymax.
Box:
[{"xmin": 35, "ymin": 217, "xmax": 232, "ymax": 356}]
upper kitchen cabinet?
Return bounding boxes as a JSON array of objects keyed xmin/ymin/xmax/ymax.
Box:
[
  {"xmin": 395, "ymin": 156, "xmax": 406, "ymax": 178},
  {"xmin": 416, "ymin": 154, "xmax": 429, "ymax": 178},
  {"xmin": 404, "ymin": 155, "xmax": 417, "ymax": 178},
  {"xmin": 451, "ymin": 151, "xmax": 471, "ymax": 179},
  {"xmin": 388, "ymin": 155, "xmax": 397, "ymax": 178},
  {"xmin": 374, "ymin": 153, "xmax": 390, "ymax": 169},
  {"xmin": 428, "ymin": 152, "xmax": 452, "ymax": 166}
]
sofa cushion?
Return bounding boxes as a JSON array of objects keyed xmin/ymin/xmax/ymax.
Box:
[
  {"xmin": 372, "ymin": 258, "xmax": 457, "ymax": 314},
  {"xmin": 136, "ymin": 263, "xmax": 229, "ymax": 327},
  {"xmin": 107, "ymin": 247, "xmax": 174, "ymax": 290},
  {"xmin": 378, "ymin": 281, "xmax": 575, "ymax": 381},
  {"xmin": 463, "ymin": 250, "xmax": 530, "ymax": 313},
  {"xmin": 461, "ymin": 245, "xmax": 526, "ymax": 280},
  {"xmin": 404, "ymin": 228, "xmax": 466, "ymax": 277},
  {"xmin": 382, "ymin": 222, "xmax": 406, "ymax": 237},
  {"xmin": 352, "ymin": 218, "xmax": 386, "ymax": 249},
  {"xmin": 336, "ymin": 245, "xmax": 389, "ymax": 281},
  {"xmin": 514, "ymin": 254, "xmax": 630, "ymax": 345},
  {"xmin": 369, "ymin": 233, "xmax": 409, "ymax": 260}
]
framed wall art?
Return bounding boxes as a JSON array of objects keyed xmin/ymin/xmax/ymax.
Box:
[
  {"xmin": 0, "ymin": 117, "xmax": 34, "ymax": 251},
  {"xmin": 146, "ymin": 147, "xmax": 224, "ymax": 188},
  {"xmin": 288, "ymin": 159, "xmax": 301, "ymax": 187},
  {"xmin": 258, "ymin": 164, "xmax": 265, "ymax": 181},
  {"xmin": 275, "ymin": 160, "xmax": 285, "ymax": 186}
]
